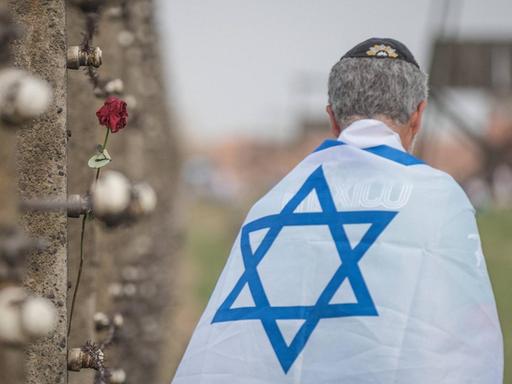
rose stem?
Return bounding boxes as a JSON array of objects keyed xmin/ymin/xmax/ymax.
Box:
[
  {"xmin": 68, "ymin": 212, "xmax": 87, "ymax": 337},
  {"xmin": 95, "ymin": 127, "xmax": 110, "ymax": 181},
  {"xmin": 69, "ymin": 126, "xmax": 111, "ymax": 337}
]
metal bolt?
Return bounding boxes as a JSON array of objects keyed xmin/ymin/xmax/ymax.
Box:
[
  {"xmin": 67, "ymin": 46, "xmax": 102, "ymax": 69},
  {"xmin": 67, "ymin": 194, "xmax": 90, "ymax": 217},
  {"xmin": 19, "ymin": 194, "xmax": 90, "ymax": 218},
  {"xmin": 67, "ymin": 348, "xmax": 84, "ymax": 371},
  {"xmin": 67, "ymin": 344, "xmax": 104, "ymax": 372},
  {"xmin": 67, "ymin": 348, "xmax": 94, "ymax": 371}
]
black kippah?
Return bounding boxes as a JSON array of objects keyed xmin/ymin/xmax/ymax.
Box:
[{"xmin": 341, "ymin": 37, "xmax": 420, "ymax": 69}]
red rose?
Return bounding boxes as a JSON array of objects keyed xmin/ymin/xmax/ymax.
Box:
[{"xmin": 96, "ymin": 96, "xmax": 128, "ymax": 133}]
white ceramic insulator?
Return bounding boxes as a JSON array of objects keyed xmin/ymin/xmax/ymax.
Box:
[
  {"xmin": 93, "ymin": 312, "xmax": 110, "ymax": 328},
  {"xmin": 110, "ymin": 368, "xmax": 127, "ymax": 383},
  {"xmin": 106, "ymin": 6, "xmax": 123, "ymax": 19},
  {"xmin": 133, "ymin": 183, "xmax": 157, "ymax": 214},
  {"xmin": 0, "ymin": 69, "xmax": 52, "ymax": 121},
  {"xmin": 0, "ymin": 287, "xmax": 25, "ymax": 344},
  {"xmin": 123, "ymin": 283, "xmax": 136, "ymax": 297},
  {"xmin": 92, "ymin": 171, "xmax": 131, "ymax": 217},
  {"xmin": 117, "ymin": 30, "xmax": 135, "ymax": 47},
  {"xmin": 20, "ymin": 296, "xmax": 57, "ymax": 338},
  {"xmin": 104, "ymin": 78, "xmax": 124, "ymax": 94},
  {"xmin": 112, "ymin": 313, "xmax": 124, "ymax": 328},
  {"xmin": 124, "ymin": 94, "xmax": 137, "ymax": 110},
  {"xmin": 0, "ymin": 287, "xmax": 56, "ymax": 344}
]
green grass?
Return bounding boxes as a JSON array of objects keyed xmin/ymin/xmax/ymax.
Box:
[
  {"xmin": 184, "ymin": 201, "xmax": 511, "ymax": 381},
  {"xmin": 184, "ymin": 199, "xmax": 244, "ymax": 303},
  {"xmin": 477, "ymin": 210, "xmax": 512, "ymax": 383}
]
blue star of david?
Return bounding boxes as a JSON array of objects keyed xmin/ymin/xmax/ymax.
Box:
[{"xmin": 212, "ymin": 166, "xmax": 397, "ymax": 373}]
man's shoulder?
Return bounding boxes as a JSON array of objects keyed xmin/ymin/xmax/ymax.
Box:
[{"xmin": 412, "ymin": 163, "xmax": 474, "ymax": 213}]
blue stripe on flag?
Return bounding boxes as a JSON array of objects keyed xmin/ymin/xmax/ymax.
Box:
[
  {"xmin": 212, "ymin": 166, "xmax": 398, "ymax": 373},
  {"xmin": 364, "ymin": 145, "xmax": 425, "ymax": 166},
  {"xmin": 313, "ymin": 139, "xmax": 425, "ymax": 166},
  {"xmin": 312, "ymin": 139, "xmax": 345, "ymax": 153}
]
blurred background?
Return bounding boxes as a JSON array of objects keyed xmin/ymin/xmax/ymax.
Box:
[
  {"xmin": 154, "ymin": 0, "xmax": 512, "ymax": 381},
  {"xmin": 2, "ymin": 0, "xmax": 510, "ymax": 383}
]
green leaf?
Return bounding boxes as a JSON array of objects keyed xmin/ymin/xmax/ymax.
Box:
[
  {"xmin": 88, "ymin": 149, "xmax": 112, "ymax": 169},
  {"xmin": 102, "ymin": 148, "xmax": 111, "ymax": 160}
]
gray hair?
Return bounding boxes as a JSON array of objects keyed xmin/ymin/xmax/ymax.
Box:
[{"xmin": 327, "ymin": 58, "xmax": 428, "ymax": 127}]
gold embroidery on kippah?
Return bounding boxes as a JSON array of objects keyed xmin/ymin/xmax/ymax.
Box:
[{"xmin": 366, "ymin": 44, "xmax": 399, "ymax": 58}]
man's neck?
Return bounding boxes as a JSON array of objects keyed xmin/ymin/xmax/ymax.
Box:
[{"xmin": 338, "ymin": 119, "xmax": 407, "ymax": 152}]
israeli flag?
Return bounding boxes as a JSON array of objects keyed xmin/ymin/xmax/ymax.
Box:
[{"xmin": 173, "ymin": 120, "xmax": 503, "ymax": 383}]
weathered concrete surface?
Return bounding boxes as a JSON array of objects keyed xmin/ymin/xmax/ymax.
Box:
[
  {"xmin": 0, "ymin": 122, "xmax": 24, "ymax": 384},
  {"xmin": 8, "ymin": 1, "xmax": 68, "ymax": 383},
  {"xmin": 0, "ymin": 128, "xmax": 17, "ymax": 228},
  {"xmin": 66, "ymin": 5, "xmax": 100, "ymax": 384},
  {"xmin": 92, "ymin": 1, "xmax": 181, "ymax": 382}
]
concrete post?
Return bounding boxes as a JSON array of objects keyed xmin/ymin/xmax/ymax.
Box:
[
  {"xmin": 66, "ymin": 5, "xmax": 100, "ymax": 384},
  {"xmin": 0, "ymin": 124, "xmax": 24, "ymax": 384},
  {"xmin": 8, "ymin": 1, "xmax": 68, "ymax": 383},
  {"xmin": 93, "ymin": 1, "xmax": 180, "ymax": 382}
]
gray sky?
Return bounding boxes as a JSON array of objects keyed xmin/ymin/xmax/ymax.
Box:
[{"xmin": 155, "ymin": 0, "xmax": 512, "ymax": 142}]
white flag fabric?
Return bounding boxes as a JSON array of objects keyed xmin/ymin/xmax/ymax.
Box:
[{"xmin": 173, "ymin": 120, "xmax": 503, "ymax": 384}]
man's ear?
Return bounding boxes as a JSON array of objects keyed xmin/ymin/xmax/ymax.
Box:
[
  {"xmin": 326, "ymin": 105, "xmax": 341, "ymax": 137},
  {"xmin": 409, "ymin": 100, "xmax": 427, "ymax": 136}
]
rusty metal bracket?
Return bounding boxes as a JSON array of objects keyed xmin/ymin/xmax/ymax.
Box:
[{"xmin": 67, "ymin": 46, "xmax": 102, "ymax": 69}]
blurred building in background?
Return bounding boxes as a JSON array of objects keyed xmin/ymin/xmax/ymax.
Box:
[
  {"xmin": 159, "ymin": 0, "xmax": 512, "ymax": 381},
  {"xmin": 182, "ymin": 37, "xmax": 512, "ymax": 210},
  {"xmin": 424, "ymin": 39, "xmax": 512, "ymax": 208}
]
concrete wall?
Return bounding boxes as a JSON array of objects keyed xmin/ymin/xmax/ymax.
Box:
[
  {"xmin": 93, "ymin": 1, "xmax": 181, "ymax": 382},
  {"xmin": 66, "ymin": 5, "xmax": 99, "ymax": 383},
  {"xmin": 1, "ymin": 1, "xmax": 180, "ymax": 382},
  {"xmin": 8, "ymin": 1, "xmax": 68, "ymax": 383}
]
